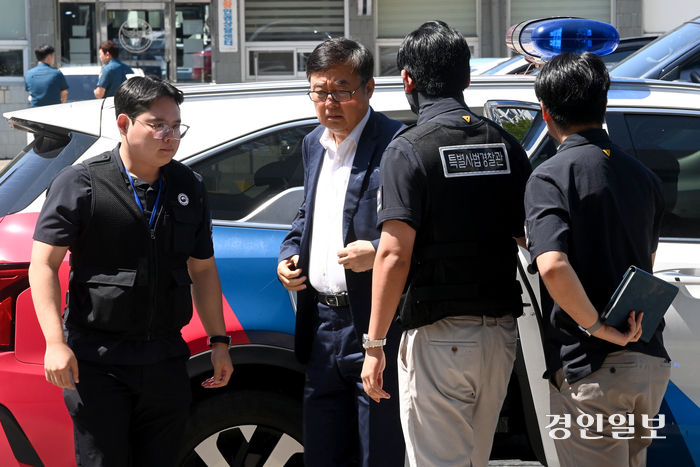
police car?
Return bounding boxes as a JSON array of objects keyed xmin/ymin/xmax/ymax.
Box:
[{"xmin": 1, "ymin": 74, "xmax": 699, "ymax": 466}]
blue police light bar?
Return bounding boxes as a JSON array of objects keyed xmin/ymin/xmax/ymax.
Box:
[{"xmin": 506, "ymin": 17, "xmax": 620, "ymax": 60}]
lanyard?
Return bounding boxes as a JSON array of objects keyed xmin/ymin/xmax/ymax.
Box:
[{"xmin": 126, "ymin": 170, "xmax": 163, "ymax": 229}]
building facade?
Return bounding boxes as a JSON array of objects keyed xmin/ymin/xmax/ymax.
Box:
[{"xmin": 1, "ymin": 0, "xmax": 699, "ymax": 159}]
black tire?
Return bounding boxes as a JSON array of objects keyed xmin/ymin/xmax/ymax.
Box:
[{"xmin": 178, "ymin": 390, "xmax": 305, "ymax": 467}]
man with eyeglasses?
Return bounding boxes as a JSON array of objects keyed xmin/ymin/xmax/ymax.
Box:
[
  {"xmin": 277, "ymin": 37, "xmax": 406, "ymax": 466},
  {"xmin": 29, "ymin": 75, "xmax": 233, "ymax": 466}
]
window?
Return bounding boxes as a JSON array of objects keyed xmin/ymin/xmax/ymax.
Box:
[
  {"xmin": 376, "ymin": 0, "xmax": 477, "ymax": 76},
  {"xmin": 176, "ymin": 4, "xmax": 212, "ymax": 83},
  {"xmin": 243, "ymin": 0, "xmax": 344, "ymax": 80},
  {"xmin": 0, "ymin": 131, "xmax": 97, "ymax": 218},
  {"xmin": 0, "ymin": 49, "xmax": 25, "ymax": 78},
  {"xmin": 620, "ymin": 113, "xmax": 700, "ymax": 239},
  {"xmin": 509, "ymin": 0, "xmax": 610, "ymax": 27},
  {"xmin": 60, "ymin": 3, "xmax": 96, "ymax": 65},
  {"xmin": 0, "ymin": 0, "xmax": 28, "ymax": 82},
  {"xmin": 189, "ymin": 123, "xmax": 316, "ymax": 221}
]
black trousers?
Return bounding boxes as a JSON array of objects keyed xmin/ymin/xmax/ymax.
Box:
[
  {"xmin": 63, "ymin": 355, "xmax": 191, "ymax": 467},
  {"xmin": 303, "ymin": 302, "xmax": 405, "ymax": 467}
]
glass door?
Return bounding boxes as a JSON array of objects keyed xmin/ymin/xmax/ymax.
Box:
[{"xmin": 102, "ymin": 3, "xmax": 170, "ymax": 80}]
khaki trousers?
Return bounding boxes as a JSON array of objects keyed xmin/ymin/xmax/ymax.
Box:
[
  {"xmin": 398, "ymin": 315, "xmax": 517, "ymax": 467},
  {"xmin": 550, "ymin": 351, "xmax": 671, "ymax": 467}
]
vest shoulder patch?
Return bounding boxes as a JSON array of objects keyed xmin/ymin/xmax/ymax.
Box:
[{"xmin": 439, "ymin": 143, "xmax": 510, "ymax": 177}]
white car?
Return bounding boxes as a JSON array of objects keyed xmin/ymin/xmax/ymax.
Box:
[
  {"xmin": 60, "ymin": 65, "xmax": 145, "ymax": 102},
  {"xmin": 1, "ymin": 75, "xmax": 699, "ymax": 466}
]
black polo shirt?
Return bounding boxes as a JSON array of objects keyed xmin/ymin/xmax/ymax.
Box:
[
  {"xmin": 525, "ymin": 128, "xmax": 669, "ymax": 383},
  {"xmin": 34, "ymin": 145, "xmax": 214, "ymax": 364},
  {"xmin": 377, "ymin": 93, "xmax": 531, "ymax": 237}
]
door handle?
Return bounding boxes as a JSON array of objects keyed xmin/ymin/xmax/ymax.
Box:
[{"xmin": 656, "ymin": 271, "xmax": 700, "ymax": 285}]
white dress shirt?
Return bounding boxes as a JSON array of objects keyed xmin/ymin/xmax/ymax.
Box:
[{"xmin": 308, "ymin": 108, "xmax": 371, "ymax": 294}]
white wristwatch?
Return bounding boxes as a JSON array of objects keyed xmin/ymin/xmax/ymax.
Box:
[{"xmin": 362, "ymin": 333, "xmax": 387, "ymax": 350}]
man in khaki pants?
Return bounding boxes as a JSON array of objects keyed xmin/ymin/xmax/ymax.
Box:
[
  {"xmin": 361, "ymin": 21, "xmax": 532, "ymax": 467},
  {"xmin": 525, "ymin": 52, "xmax": 671, "ymax": 467}
]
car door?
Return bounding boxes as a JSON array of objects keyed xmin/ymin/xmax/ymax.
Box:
[
  {"xmin": 486, "ymin": 100, "xmax": 700, "ymax": 466},
  {"xmin": 186, "ymin": 120, "xmax": 317, "ymax": 340}
]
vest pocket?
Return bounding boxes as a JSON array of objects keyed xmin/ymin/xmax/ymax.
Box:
[
  {"xmin": 168, "ymin": 267, "xmax": 194, "ymax": 329},
  {"xmin": 72, "ymin": 267, "xmax": 138, "ymax": 333},
  {"xmin": 170, "ymin": 206, "xmax": 200, "ymax": 254}
]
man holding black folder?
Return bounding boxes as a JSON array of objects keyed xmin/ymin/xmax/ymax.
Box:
[{"xmin": 524, "ymin": 52, "xmax": 671, "ymax": 467}]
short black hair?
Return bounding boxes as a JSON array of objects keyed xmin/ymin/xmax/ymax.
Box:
[
  {"xmin": 35, "ymin": 44, "xmax": 55, "ymax": 62},
  {"xmin": 114, "ymin": 75, "xmax": 184, "ymax": 119},
  {"xmin": 534, "ymin": 52, "xmax": 610, "ymax": 130},
  {"xmin": 397, "ymin": 21, "xmax": 471, "ymax": 97},
  {"xmin": 305, "ymin": 37, "xmax": 374, "ymax": 83},
  {"xmin": 100, "ymin": 40, "xmax": 120, "ymax": 59}
]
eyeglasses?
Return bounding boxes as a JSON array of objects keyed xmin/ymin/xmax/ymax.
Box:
[
  {"xmin": 307, "ymin": 82, "xmax": 365, "ymax": 103},
  {"xmin": 131, "ymin": 118, "xmax": 190, "ymax": 140}
]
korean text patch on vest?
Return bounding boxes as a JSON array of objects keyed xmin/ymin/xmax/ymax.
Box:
[{"xmin": 439, "ymin": 143, "xmax": 510, "ymax": 178}]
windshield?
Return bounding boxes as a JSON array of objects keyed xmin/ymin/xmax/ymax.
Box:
[
  {"xmin": 64, "ymin": 74, "xmax": 99, "ymax": 102},
  {"xmin": 0, "ymin": 131, "xmax": 97, "ymax": 218},
  {"xmin": 610, "ymin": 22, "xmax": 700, "ymax": 78}
]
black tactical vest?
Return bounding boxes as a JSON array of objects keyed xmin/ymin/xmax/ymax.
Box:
[
  {"xmin": 396, "ymin": 120, "xmax": 524, "ymax": 330},
  {"xmin": 65, "ymin": 151, "xmax": 205, "ymax": 340}
]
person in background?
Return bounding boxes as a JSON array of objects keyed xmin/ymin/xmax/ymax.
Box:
[
  {"xmin": 25, "ymin": 44, "xmax": 68, "ymax": 107},
  {"xmin": 94, "ymin": 40, "xmax": 134, "ymax": 99}
]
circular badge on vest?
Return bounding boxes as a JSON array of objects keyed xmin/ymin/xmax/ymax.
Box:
[{"xmin": 178, "ymin": 193, "xmax": 190, "ymax": 206}]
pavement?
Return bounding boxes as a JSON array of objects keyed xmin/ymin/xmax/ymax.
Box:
[{"xmin": 0, "ymin": 159, "xmax": 9, "ymax": 170}]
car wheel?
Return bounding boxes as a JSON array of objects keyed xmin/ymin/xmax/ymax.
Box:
[{"xmin": 178, "ymin": 390, "xmax": 304, "ymax": 467}]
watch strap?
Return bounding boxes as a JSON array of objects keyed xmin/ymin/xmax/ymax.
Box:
[
  {"xmin": 208, "ymin": 335, "xmax": 231, "ymax": 347},
  {"xmin": 579, "ymin": 319, "xmax": 602, "ymax": 337}
]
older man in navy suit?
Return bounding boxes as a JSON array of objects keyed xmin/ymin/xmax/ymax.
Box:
[{"xmin": 277, "ymin": 38, "xmax": 405, "ymax": 467}]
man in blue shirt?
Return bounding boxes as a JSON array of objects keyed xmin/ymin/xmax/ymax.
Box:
[
  {"xmin": 25, "ymin": 45, "xmax": 68, "ymax": 107},
  {"xmin": 94, "ymin": 40, "xmax": 134, "ymax": 98}
]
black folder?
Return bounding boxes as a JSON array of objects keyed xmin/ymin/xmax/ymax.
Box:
[{"xmin": 601, "ymin": 266, "xmax": 679, "ymax": 343}]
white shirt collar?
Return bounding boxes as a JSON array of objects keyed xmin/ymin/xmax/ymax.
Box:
[{"xmin": 319, "ymin": 107, "xmax": 372, "ymax": 153}]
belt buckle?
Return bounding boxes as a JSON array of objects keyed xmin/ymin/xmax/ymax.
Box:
[{"xmin": 327, "ymin": 295, "xmax": 338, "ymax": 307}]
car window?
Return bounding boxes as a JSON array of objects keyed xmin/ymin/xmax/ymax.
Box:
[
  {"xmin": 0, "ymin": 131, "xmax": 97, "ymax": 218},
  {"xmin": 610, "ymin": 22, "xmax": 700, "ymax": 78},
  {"xmin": 618, "ymin": 114, "xmax": 700, "ymax": 239},
  {"xmin": 190, "ymin": 123, "xmax": 316, "ymax": 221},
  {"xmin": 64, "ymin": 74, "xmax": 99, "ymax": 102},
  {"xmin": 678, "ymin": 53, "xmax": 700, "ymax": 83}
]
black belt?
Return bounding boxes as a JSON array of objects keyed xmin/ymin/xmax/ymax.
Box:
[{"xmin": 317, "ymin": 292, "xmax": 350, "ymax": 307}]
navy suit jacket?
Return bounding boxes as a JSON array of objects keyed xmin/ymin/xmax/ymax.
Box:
[{"xmin": 279, "ymin": 108, "xmax": 405, "ymax": 364}]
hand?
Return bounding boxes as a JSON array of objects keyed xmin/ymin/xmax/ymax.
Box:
[
  {"xmin": 337, "ymin": 240, "xmax": 376, "ymax": 273},
  {"xmin": 44, "ymin": 342, "xmax": 79, "ymax": 390},
  {"xmin": 201, "ymin": 344, "xmax": 234, "ymax": 388},
  {"xmin": 594, "ymin": 311, "xmax": 644, "ymax": 346},
  {"xmin": 277, "ymin": 255, "xmax": 307, "ymax": 291},
  {"xmin": 361, "ymin": 347, "xmax": 390, "ymax": 403}
]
